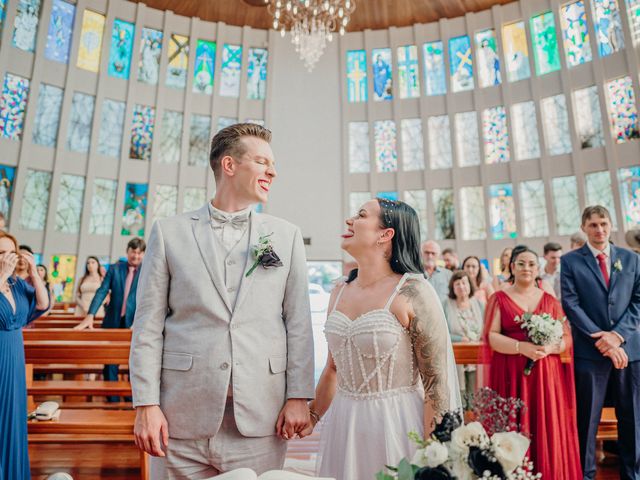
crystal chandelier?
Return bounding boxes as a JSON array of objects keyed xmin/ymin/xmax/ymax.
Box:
[{"xmin": 267, "ymin": 0, "xmax": 356, "ymax": 72}]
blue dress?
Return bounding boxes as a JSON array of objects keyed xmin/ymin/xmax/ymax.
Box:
[{"xmin": 0, "ymin": 277, "xmax": 47, "ymax": 480}]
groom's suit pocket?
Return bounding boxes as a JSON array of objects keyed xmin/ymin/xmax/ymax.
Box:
[
  {"xmin": 162, "ymin": 352, "xmax": 193, "ymax": 371},
  {"xmin": 269, "ymin": 355, "xmax": 287, "ymax": 374}
]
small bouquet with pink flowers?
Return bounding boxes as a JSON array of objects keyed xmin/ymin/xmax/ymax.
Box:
[{"xmin": 514, "ymin": 312, "xmax": 565, "ymax": 375}]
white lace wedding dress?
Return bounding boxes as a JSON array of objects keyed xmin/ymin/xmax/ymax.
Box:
[{"xmin": 316, "ymin": 273, "xmax": 461, "ymax": 480}]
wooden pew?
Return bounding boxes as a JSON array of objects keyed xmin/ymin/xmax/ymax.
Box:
[
  {"xmin": 31, "ymin": 317, "xmax": 104, "ymax": 329},
  {"xmin": 24, "ymin": 331, "xmax": 148, "ymax": 479}
]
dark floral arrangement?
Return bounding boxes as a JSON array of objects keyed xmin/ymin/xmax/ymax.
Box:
[
  {"xmin": 245, "ymin": 233, "xmax": 283, "ymax": 277},
  {"xmin": 376, "ymin": 389, "xmax": 540, "ymax": 480}
]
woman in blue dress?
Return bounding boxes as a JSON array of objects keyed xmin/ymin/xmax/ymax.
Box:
[{"xmin": 0, "ymin": 231, "xmax": 50, "ymax": 480}]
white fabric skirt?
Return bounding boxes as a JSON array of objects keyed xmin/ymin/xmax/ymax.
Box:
[{"xmin": 316, "ymin": 386, "xmax": 424, "ymax": 480}]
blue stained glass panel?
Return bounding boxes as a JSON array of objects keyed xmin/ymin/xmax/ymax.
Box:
[
  {"xmin": 0, "ymin": 73, "xmax": 29, "ymax": 140},
  {"xmin": 560, "ymin": 1, "xmax": 593, "ymax": 67},
  {"xmin": 44, "ymin": 0, "xmax": 75, "ymax": 63},
  {"xmin": 12, "ymin": 0, "xmax": 41, "ymax": 52},
  {"xmin": 449, "ymin": 35, "xmax": 474, "ymax": 92},
  {"xmin": 108, "ymin": 19, "xmax": 135, "ymax": 79},
  {"xmin": 129, "ymin": 105, "xmax": 155, "ymax": 161},
  {"xmin": 489, "ymin": 183, "xmax": 517, "ymax": 239},
  {"xmin": 423, "ymin": 41, "xmax": 446, "ymax": 96},
  {"xmin": 475, "ymin": 29, "xmax": 501, "ymax": 88},
  {"xmin": 627, "ymin": 0, "xmax": 640, "ymax": 45},
  {"xmin": 592, "ymin": 0, "xmax": 625, "ymax": 56},
  {"xmin": 346, "ymin": 50, "xmax": 367, "ymax": 102},
  {"xmin": 397, "ymin": 45, "xmax": 420, "ymax": 99},
  {"xmin": 122, "ymin": 183, "xmax": 148, "ymax": 236},
  {"xmin": 605, "ymin": 76, "xmax": 639, "ymax": 142},
  {"xmin": 377, "ymin": 191, "xmax": 398, "ymax": 201},
  {"xmin": 247, "ymin": 47, "xmax": 268, "ymax": 100},
  {"xmin": 372, "ymin": 48, "xmax": 392, "ymax": 101},
  {"xmin": 619, "ymin": 166, "xmax": 640, "ymax": 229},
  {"xmin": 220, "ymin": 44, "xmax": 242, "ymax": 98},
  {"xmin": 0, "ymin": 0, "xmax": 6, "ymax": 34},
  {"xmin": 193, "ymin": 39, "xmax": 216, "ymax": 95},
  {"xmin": 0, "ymin": 165, "xmax": 16, "ymax": 221}
]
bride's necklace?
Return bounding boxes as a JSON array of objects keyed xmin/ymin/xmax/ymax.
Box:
[{"xmin": 355, "ymin": 272, "xmax": 395, "ymax": 289}]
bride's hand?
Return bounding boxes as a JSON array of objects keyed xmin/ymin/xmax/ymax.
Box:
[{"xmin": 297, "ymin": 422, "xmax": 315, "ymax": 438}]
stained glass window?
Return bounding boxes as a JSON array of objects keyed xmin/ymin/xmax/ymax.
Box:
[
  {"xmin": 0, "ymin": 0, "xmax": 6, "ymax": 36},
  {"xmin": 502, "ymin": 21, "xmax": 531, "ymax": 82},
  {"xmin": 349, "ymin": 192, "xmax": 371, "ymax": 216},
  {"xmin": 585, "ymin": 171, "xmax": 618, "ymax": 229},
  {"xmin": 511, "ymin": 101, "xmax": 541, "ymax": 160},
  {"xmin": 66, "ymin": 92, "xmax": 95, "ymax": 153},
  {"xmin": 541, "ymin": 94, "xmax": 572, "ymax": 155},
  {"xmin": 152, "ymin": 185, "xmax": 177, "ymax": 223},
  {"xmin": 489, "ymin": 183, "xmax": 517, "ymax": 239},
  {"xmin": 348, "ymin": 122, "xmax": 370, "ymax": 173},
  {"xmin": 217, "ymin": 116, "xmax": 237, "ymax": 132},
  {"xmin": 404, "ymin": 190, "xmax": 428, "ymax": 240},
  {"xmin": 130, "ymin": 105, "xmax": 155, "ymax": 161},
  {"xmin": 0, "ymin": 165, "xmax": 16, "ymax": 223},
  {"xmin": 401, "ymin": 119, "xmax": 424, "ymax": 171},
  {"xmin": 482, "ymin": 106, "xmax": 510, "ymax": 164},
  {"xmin": 44, "ymin": 0, "xmax": 75, "ymax": 63},
  {"xmin": 423, "ymin": 41, "xmax": 446, "ymax": 96},
  {"xmin": 618, "ymin": 166, "xmax": 640, "ymax": 229},
  {"xmin": 449, "ymin": 35, "xmax": 474, "ymax": 92},
  {"xmin": 192, "ymin": 40, "xmax": 216, "ymax": 95},
  {"xmin": 89, "ymin": 178, "xmax": 117, "ymax": 235},
  {"xmin": 592, "ymin": 0, "xmax": 625, "ymax": 56},
  {"xmin": 604, "ymin": 76, "xmax": 639, "ymax": 142},
  {"xmin": 0, "ymin": 73, "xmax": 29, "ymax": 141},
  {"xmin": 627, "ymin": 0, "xmax": 640, "ymax": 45},
  {"xmin": 475, "ymin": 29, "xmax": 501, "ymax": 88},
  {"xmin": 183, "ymin": 187, "xmax": 206, "ymax": 212},
  {"xmin": 460, "ymin": 186, "xmax": 486, "ymax": 240},
  {"xmin": 12, "ymin": 0, "xmax": 41, "ymax": 52},
  {"xmin": 551, "ymin": 176, "xmax": 581, "ymax": 235},
  {"xmin": 32, "ymin": 84, "xmax": 63, "ymax": 147},
  {"xmin": 122, "ymin": 182, "xmax": 148, "ymax": 236},
  {"xmin": 77, "ymin": 10, "xmax": 105, "ymax": 73},
  {"xmin": 246, "ymin": 118, "xmax": 264, "ymax": 126},
  {"xmin": 247, "ymin": 47, "xmax": 268, "ymax": 100},
  {"xmin": 20, "ymin": 169, "xmax": 52, "ymax": 230},
  {"xmin": 519, "ymin": 180, "xmax": 549, "ymax": 237},
  {"xmin": 107, "ymin": 19, "xmax": 134, "ymax": 79},
  {"xmin": 397, "ymin": 45, "xmax": 420, "ymax": 98},
  {"xmin": 55, "ymin": 174, "xmax": 85, "ymax": 233},
  {"xmin": 166, "ymin": 34, "xmax": 189, "ymax": 89},
  {"xmin": 428, "ymin": 115, "xmax": 452, "ymax": 169},
  {"xmin": 188, "ymin": 114, "xmax": 210, "ymax": 167},
  {"xmin": 531, "ymin": 11, "xmax": 561, "ymax": 75},
  {"xmin": 560, "ymin": 1, "xmax": 593, "ymax": 67},
  {"xmin": 138, "ymin": 28, "xmax": 163, "ymax": 85},
  {"xmin": 372, "ymin": 48, "xmax": 392, "ymax": 101},
  {"xmin": 374, "ymin": 120, "xmax": 397, "ymax": 172},
  {"xmin": 378, "ymin": 191, "xmax": 398, "ymax": 201},
  {"xmin": 159, "ymin": 110, "xmax": 183, "ymax": 164},
  {"xmin": 97, "ymin": 99, "xmax": 125, "ymax": 158},
  {"xmin": 346, "ymin": 50, "xmax": 367, "ymax": 102},
  {"xmin": 432, "ymin": 189, "xmax": 455, "ymax": 240},
  {"xmin": 573, "ymin": 85, "xmax": 604, "ymax": 148},
  {"xmin": 455, "ymin": 111, "xmax": 480, "ymax": 167},
  {"xmin": 49, "ymin": 255, "xmax": 76, "ymax": 302},
  {"xmin": 220, "ymin": 44, "xmax": 242, "ymax": 98}
]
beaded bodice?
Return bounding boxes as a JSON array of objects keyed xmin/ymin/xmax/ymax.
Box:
[{"xmin": 324, "ymin": 274, "xmax": 420, "ymax": 399}]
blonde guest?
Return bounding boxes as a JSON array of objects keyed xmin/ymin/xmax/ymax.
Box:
[
  {"xmin": 492, "ymin": 247, "xmax": 513, "ymax": 291},
  {"xmin": 74, "ymin": 256, "xmax": 105, "ymax": 317},
  {"xmin": 462, "ymin": 255, "xmax": 494, "ymax": 303}
]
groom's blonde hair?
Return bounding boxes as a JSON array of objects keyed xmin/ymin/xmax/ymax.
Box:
[{"xmin": 209, "ymin": 123, "xmax": 272, "ymax": 180}]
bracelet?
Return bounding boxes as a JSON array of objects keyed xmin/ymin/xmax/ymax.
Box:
[
  {"xmin": 309, "ymin": 408, "xmax": 321, "ymax": 425},
  {"xmin": 515, "ymin": 341, "xmax": 520, "ymax": 354}
]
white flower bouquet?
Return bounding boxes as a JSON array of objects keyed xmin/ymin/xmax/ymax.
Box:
[{"xmin": 514, "ymin": 312, "xmax": 565, "ymax": 375}]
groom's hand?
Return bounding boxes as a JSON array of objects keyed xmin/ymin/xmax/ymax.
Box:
[
  {"xmin": 275, "ymin": 399, "xmax": 311, "ymax": 440},
  {"xmin": 591, "ymin": 331, "xmax": 623, "ymax": 354},
  {"xmin": 134, "ymin": 405, "xmax": 169, "ymax": 457}
]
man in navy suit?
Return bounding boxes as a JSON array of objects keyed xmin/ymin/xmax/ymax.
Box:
[
  {"xmin": 561, "ymin": 205, "xmax": 640, "ymax": 480},
  {"xmin": 75, "ymin": 238, "xmax": 146, "ymax": 399}
]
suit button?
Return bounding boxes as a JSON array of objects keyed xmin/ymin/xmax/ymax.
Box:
[
  {"xmin": 231, "ymin": 324, "xmax": 239, "ymax": 330},
  {"xmin": 220, "ymin": 362, "xmax": 229, "ymax": 370},
  {"xmin": 227, "ymin": 260, "xmax": 236, "ymax": 265}
]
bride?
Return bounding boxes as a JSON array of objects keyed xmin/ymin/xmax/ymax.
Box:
[{"xmin": 303, "ymin": 198, "xmax": 461, "ymax": 480}]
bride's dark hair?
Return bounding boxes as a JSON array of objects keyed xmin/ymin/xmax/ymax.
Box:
[{"xmin": 346, "ymin": 198, "xmax": 426, "ymax": 283}]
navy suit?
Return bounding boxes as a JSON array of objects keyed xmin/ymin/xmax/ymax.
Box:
[
  {"xmin": 561, "ymin": 243, "xmax": 640, "ymax": 480},
  {"xmin": 88, "ymin": 261, "xmax": 140, "ymax": 399}
]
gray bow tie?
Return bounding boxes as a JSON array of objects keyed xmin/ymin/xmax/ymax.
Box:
[{"xmin": 210, "ymin": 211, "xmax": 250, "ymax": 229}]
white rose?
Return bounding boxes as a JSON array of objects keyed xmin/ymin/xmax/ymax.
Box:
[
  {"xmin": 423, "ymin": 442, "xmax": 448, "ymax": 467},
  {"xmin": 411, "ymin": 447, "xmax": 428, "ymax": 467},
  {"xmin": 450, "ymin": 457, "xmax": 474, "ymax": 480},
  {"xmin": 491, "ymin": 431, "xmax": 530, "ymax": 474},
  {"xmin": 450, "ymin": 421, "xmax": 490, "ymax": 453}
]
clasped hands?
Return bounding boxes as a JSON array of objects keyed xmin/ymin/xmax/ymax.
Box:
[
  {"xmin": 591, "ymin": 331, "xmax": 628, "ymax": 369},
  {"xmin": 276, "ymin": 398, "xmax": 315, "ymax": 440}
]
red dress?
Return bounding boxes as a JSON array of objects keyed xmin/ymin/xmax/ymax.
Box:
[{"xmin": 483, "ymin": 291, "xmax": 582, "ymax": 480}]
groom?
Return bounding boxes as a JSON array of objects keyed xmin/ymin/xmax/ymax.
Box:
[
  {"xmin": 130, "ymin": 123, "xmax": 315, "ymax": 477},
  {"xmin": 561, "ymin": 205, "xmax": 640, "ymax": 480}
]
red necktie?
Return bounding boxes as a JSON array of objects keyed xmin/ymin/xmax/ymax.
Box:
[
  {"xmin": 121, "ymin": 266, "xmax": 136, "ymax": 317},
  {"xmin": 596, "ymin": 253, "xmax": 609, "ymax": 288}
]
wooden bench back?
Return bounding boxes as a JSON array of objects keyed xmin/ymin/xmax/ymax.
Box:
[{"xmin": 24, "ymin": 328, "xmax": 131, "ymax": 342}]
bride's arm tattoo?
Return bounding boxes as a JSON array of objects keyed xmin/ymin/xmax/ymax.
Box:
[{"xmin": 400, "ymin": 279, "xmax": 450, "ymax": 417}]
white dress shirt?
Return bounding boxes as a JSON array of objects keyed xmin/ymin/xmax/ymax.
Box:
[
  {"xmin": 586, "ymin": 241, "xmax": 611, "ymax": 277},
  {"xmin": 208, "ymin": 203, "xmax": 251, "ymax": 252}
]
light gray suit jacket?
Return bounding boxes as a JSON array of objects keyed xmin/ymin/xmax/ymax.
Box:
[{"xmin": 130, "ymin": 204, "xmax": 315, "ymax": 439}]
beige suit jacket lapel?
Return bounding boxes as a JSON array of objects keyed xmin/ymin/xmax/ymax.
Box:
[{"xmin": 234, "ymin": 211, "xmax": 263, "ymax": 314}]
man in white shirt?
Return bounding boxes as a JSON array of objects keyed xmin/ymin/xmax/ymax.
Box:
[
  {"xmin": 421, "ymin": 240, "xmax": 452, "ymax": 302},
  {"xmin": 540, "ymin": 242, "xmax": 562, "ymax": 298}
]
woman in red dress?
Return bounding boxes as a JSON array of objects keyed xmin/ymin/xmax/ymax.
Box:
[{"xmin": 481, "ymin": 245, "xmax": 582, "ymax": 479}]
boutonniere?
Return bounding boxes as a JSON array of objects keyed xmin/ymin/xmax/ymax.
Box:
[
  {"xmin": 245, "ymin": 233, "xmax": 283, "ymax": 277},
  {"xmin": 613, "ymin": 259, "xmax": 623, "ymax": 272}
]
